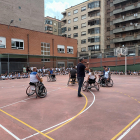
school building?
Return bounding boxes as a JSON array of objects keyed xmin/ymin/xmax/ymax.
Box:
[{"xmin": 0, "ymin": 24, "xmax": 78, "ymax": 74}]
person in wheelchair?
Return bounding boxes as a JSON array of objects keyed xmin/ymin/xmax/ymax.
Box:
[
  {"xmin": 102, "ymin": 68, "xmax": 110, "ymax": 85},
  {"xmin": 30, "ymin": 67, "xmax": 42, "ymax": 86},
  {"xmin": 69, "ymin": 66, "xmax": 77, "ymax": 84},
  {"xmin": 49, "ymin": 68, "xmax": 55, "ymax": 79},
  {"xmin": 87, "ymin": 69, "xmax": 97, "ymax": 88}
]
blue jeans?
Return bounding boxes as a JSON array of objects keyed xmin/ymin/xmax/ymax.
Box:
[{"xmin": 78, "ymin": 77, "xmax": 84, "ymax": 96}]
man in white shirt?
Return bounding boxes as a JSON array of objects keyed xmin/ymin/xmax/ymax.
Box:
[
  {"xmin": 30, "ymin": 67, "xmax": 41, "ymax": 84},
  {"xmin": 104, "ymin": 68, "xmax": 109, "ymax": 80}
]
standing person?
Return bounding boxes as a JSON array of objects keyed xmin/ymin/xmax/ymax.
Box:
[{"xmin": 77, "ymin": 58, "xmax": 89, "ymax": 97}]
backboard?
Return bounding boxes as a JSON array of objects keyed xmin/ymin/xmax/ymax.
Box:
[{"xmin": 114, "ymin": 47, "xmax": 128, "ymax": 56}]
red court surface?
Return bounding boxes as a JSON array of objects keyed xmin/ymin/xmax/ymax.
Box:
[{"xmin": 0, "ymin": 75, "xmax": 140, "ymax": 140}]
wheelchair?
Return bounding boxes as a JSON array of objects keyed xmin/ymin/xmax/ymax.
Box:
[
  {"xmin": 67, "ymin": 75, "xmax": 77, "ymax": 86},
  {"xmin": 26, "ymin": 82, "xmax": 47, "ymax": 98},
  {"xmin": 47, "ymin": 74, "xmax": 56, "ymax": 82},
  {"xmin": 98, "ymin": 75, "xmax": 113, "ymax": 87},
  {"xmin": 82, "ymin": 79, "xmax": 100, "ymax": 92}
]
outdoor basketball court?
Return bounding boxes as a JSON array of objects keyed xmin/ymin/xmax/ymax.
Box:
[{"xmin": 0, "ymin": 75, "xmax": 140, "ymax": 140}]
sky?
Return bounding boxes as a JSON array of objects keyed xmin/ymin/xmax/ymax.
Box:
[{"xmin": 44, "ymin": 0, "xmax": 87, "ymax": 20}]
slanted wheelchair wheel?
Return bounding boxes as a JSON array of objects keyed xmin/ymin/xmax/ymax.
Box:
[
  {"xmin": 82, "ymin": 81, "xmax": 87, "ymax": 91},
  {"xmin": 36, "ymin": 86, "xmax": 47, "ymax": 98},
  {"xmin": 107, "ymin": 79, "xmax": 113, "ymax": 87},
  {"xmin": 26, "ymin": 85, "xmax": 35, "ymax": 96},
  {"xmin": 94, "ymin": 82, "xmax": 100, "ymax": 91}
]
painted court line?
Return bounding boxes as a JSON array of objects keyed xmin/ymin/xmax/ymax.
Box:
[
  {"xmin": 0, "ymin": 124, "xmax": 20, "ymax": 140},
  {"xmin": 117, "ymin": 119, "xmax": 140, "ymax": 140},
  {"xmin": 22, "ymin": 90, "xmax": 95, "ymax": 140},
  {"xmin": 111, "ymin": 115, "xmax": 140, "ymax": 140},
  {"xmin": 0, "ymin": 87, "xmax": 66, "ymax": 109},
  {"xmin": 0, "ymin": 109, "xmax": 54, "ymax": 140}
]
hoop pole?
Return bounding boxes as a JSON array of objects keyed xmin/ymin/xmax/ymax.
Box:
[{"xmin": 125, "ymin": 55, "xmax": 127, "ymax": 75}]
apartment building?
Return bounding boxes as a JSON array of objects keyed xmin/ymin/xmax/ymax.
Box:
[
  {"xmin": 61, "ymin": 0, "xmax": 105, "ymax": 58},
  {"xmin": 0, "ymin": 0, "xmax": 44, "ymax": 32},
  {"xmin": 44, "ymin": 16, "xmax": 62, "ymax": 35},
  {"xmin": 110, "ymin": 0, "xmax": 140, "ymax": 56}
]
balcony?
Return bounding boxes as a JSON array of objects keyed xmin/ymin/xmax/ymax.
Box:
[
  {"xmin": 87, "ymin": 15, "xmax": 100, "ymax": 21},
  {"xmin": 113, "ymin": 34, "xmax": 140, "ymax": 43},
  {"xmin": 113, "ymin": 3, "xmax": 140, "ymax": 15},
  {"xmin": 113, "ymin": 13, "xmax": 140, "ymax": 24},
  {"xmin": 113, "ymin": 24, "xmax": 140, "ymax": 34},
  {"xmin": 113, "ymin": 0, "xmax": 129, "ymax": 5}
]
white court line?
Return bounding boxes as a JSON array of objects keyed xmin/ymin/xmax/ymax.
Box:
[
  {"xmin": 117, "ymin": 119, "xmax": 140, "ymax": 140},
  {"xmin": 0, "ymin": 124, "xmax": 20, "ymax": 140},
  {"xmin": 22, "ymin": 90, "xmax": 95, "ymax": 140},
  {"xmin": 0, "ymin": 87, "xmax": 66, "ymax": 109}
]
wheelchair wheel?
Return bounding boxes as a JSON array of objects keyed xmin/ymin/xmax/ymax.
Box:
[
  {"xmin": 82, "ymin": 81, "xmax": 88, "ymax": 91},
  {"xmin": 36, "ymin": 86, "xmax": 47, "ymax": 98},
  {"xmin": 94, "ymin": 82, "xmax": 100, "ymax": 91},
  {"xmin": 47, "ymin": 76, "xmax": 50, "ymax": 82},
  {"xmin": 107, "ymin": 79, "xmax": 113, "ymax": 87},
  {"xmin": 26, "ymin": 85, "xmax": 35, "ymax": 96}
]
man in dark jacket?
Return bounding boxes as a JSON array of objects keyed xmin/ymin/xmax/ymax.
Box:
[{"xmin": 77, "ymin": 58, "xmax": 89, "ymax": 97}]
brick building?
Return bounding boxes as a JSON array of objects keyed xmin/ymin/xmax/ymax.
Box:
[{"xmin": 0, "ymin": 24, "xmax": 77, "ymax": 73}]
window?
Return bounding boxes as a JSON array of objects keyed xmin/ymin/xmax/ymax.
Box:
[
  {"xmin": 107, "ymin": 9, "xmax": 110, "ymax": 14},
  {"xmin": 68, "ymin": 34, "xmax": 71, "ymax": 38},
  {"xmin": 67, "ymin": 62, "xmax": 73, "ymax": 67},
  {"xmin": 67, "ymin": 46, "xmax": 73, "ymax": 54},
  {"xmin": 45, "ymin": 19, "xmax": 52, "ymax": 25},
  {"xmin": 74, "ymin": 9, "xmax": 78, "ymax": 14},
  {"xmin": 74, "ymin": 17, "xmax": 78, "ymax": 22},
  {"xmin": 68, "ymin": 27, "xmax": 71, "ymax": 31},
  {"xmin": 54, "ymin": 29, "xmax": 57, "ymax": 32},
  {"xmin": 81, "ymin": 31, "xmax": 86, "ymax": 36},
  {"xmin": 73, "ymin": 33, "xmax": 78, "ymax": 38},
  {"xmin": 81, "ymin": 39, "xmax": 86, "ymax": 44},
  {"xmin": 58, "ymin": 62, "xmax": 65, "ymax": 68},
  {"xmin": 74, "ymin": 25, "xmax": 78, "ymax": 30},
  {"xmin": 0, "ymin": 37, "xmax": 6, "ymax": 48},
  {"xmin": 19, "ymin": 18, "xmax": 21, "ymax": 21},
  {"xmin": 88, "ymin": 1, "xmax": 100, "ymax": 9},
  {"xmin": 81, "ymin": 14, "xmax": 86, "ymax": 20},
  {"xmin": 107, "ymin": 45, "xmax": 110, "ymax": 49},
  {"xmin": 11, "ymin": 38, "xmax": 24, "ymax": 50},
  {"xmin": 88, "ymin": 36, "xmax": 100, "ymax": 43},
  {"xmin": 88, "ymin": 19, "xmax": 100, "ymax": 26},
  {"xmin": 41, "ymin": 43, "xmax": 50, "ymax": 56},
  {"xmin": 107, "ymin": 18, "xmax": 110, "ymax": 23},
  {"xmin": 68, "ymin": 19, "xmax": 71, "ymax": 24},
  {"xmin": 54, "ymin": 23, "xmax": 56, "ymax": 26},
  {"xmin": 57, "ymin": 45, "xmax": 65, "ymax": 53},
  {"xmin": 88, "ymin": 27, "xmax": 100, "ymax": 34},
  {"xmin": 81, "ymin": 23, "xmax": 86, "ymax": 28},
  {"xmin": 19, "ymin": 6, "xmax": 21, "ymax": 9},
  {"xmin": 81, "ymin": 47, "xmax": 86, "ymax": 52},
  {"xmin": 81, "ymin": 6, "xmax": 86, "ymax": 11},
  {"xmin": 41, "ymin": 59, "xmax": 50, "ymax": 62},
  {"xmin": 107, "ymin": 27, "xmax": 110, "ymax": 31},
  {"xmin": 45, "ymin": 26, "xmax": 53, "ymax": 31},
  {"xmin": 68, "ymin": 12, "xmax": 71, "ymax": 16},
  {"xmin": 61, "ymin": 27, "xmax": 67, "ymax": 33},
  {"xmin": 88, "ymin": 45, "xmax": 100, "ymax": 51}
]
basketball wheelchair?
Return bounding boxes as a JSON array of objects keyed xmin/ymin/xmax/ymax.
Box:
[
  {"xmin": 98, "ymin": 75, "xmax": 113, "ymax": 87},
  {"xmin": 47, "ymin": 74, "xmax": 56, "ymax": 82},
  {"xmin": 26, "ymin": 82, "xmax": 47, "ymax": 98},
  {"xmin": 82, "ymin": 79, "xmax": 100, "ymax": 92},
  {"xmin": 67, "ymin": 75, "xmax": 78, "ymax": 86}
]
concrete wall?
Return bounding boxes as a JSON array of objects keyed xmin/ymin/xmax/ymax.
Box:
[{"xmin": 0, "ymin": 0, "xmax": 44, "ymax": 32}]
